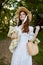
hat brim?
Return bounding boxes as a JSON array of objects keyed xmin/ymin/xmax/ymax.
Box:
[{"xmin": 15, "ymin": 7, "xmax": 32, "ymax": 22}]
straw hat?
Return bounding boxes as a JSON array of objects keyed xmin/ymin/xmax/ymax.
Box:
[{"xmin": 15, "ymin": 7, "xmax": 32, "ymax": 22}]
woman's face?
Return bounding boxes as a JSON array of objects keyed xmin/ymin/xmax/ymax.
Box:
[{"xmin": 19, "ymin": 12, "xmax": 26, "ymax": 21}]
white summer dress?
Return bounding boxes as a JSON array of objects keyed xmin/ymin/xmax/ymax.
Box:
[{"xmin": 11, "ymin": 26, "xmax": 34, "ymax": 65}]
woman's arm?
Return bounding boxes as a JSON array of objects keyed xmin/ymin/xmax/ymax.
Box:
[
  {"xmin": 33, "ymin": 26, "xmax": 40, "ymax": 39},
  {"xmin": 29, "ymin": 26, "xmax": 40, "ymax": 42}
]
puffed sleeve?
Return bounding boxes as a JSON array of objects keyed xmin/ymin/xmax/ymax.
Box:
[{"xmin": 29, "ymin": 26, "xmax": 34, "ymax": 40}]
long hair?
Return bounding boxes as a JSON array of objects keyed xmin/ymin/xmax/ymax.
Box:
[{"xmin": 18, "ymin": 11, "xmax": 30, "ymax": 33}]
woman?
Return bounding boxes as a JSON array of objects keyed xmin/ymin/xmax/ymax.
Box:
[{"xmin": 10, "ymin": 7, "xmax": 34, "ymax": 65}]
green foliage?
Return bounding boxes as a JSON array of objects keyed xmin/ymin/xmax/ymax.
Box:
[
  {"xmin": 0, "ymin": 0, "xmax": 43, "ymax": 37},
  {"xmin": 0, "ymin": 0, "xmax": 43, "ymax": 65}
]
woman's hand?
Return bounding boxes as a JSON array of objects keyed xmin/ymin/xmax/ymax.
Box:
[
  {"xmin": 11, "ymin": 32, "xmax": 18, "ymax": 39},
  {"xmin": 36, "ymin": 26, "xmax": 40, "ymax": 31}
]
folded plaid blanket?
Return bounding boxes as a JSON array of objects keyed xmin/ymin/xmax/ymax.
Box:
[{"xmin": 9, "ymin": 39, "xmax": 19, "ymax": 53}]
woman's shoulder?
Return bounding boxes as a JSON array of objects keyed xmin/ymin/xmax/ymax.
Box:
[
  {"xmin": 14, "ymin": 26, "xmax": 21, "ymax": 32},
  {"xmin": 13, "ymin": 26, "xmax": 19, "ymax": 30}
]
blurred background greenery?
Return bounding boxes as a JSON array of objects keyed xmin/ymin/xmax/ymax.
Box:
[{"xmin": 0, "ymin": 0, "xmax": 43, "ymax": 65}]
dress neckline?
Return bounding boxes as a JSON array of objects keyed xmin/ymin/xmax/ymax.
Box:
[
  {"xmin": 18, "ymin": 26, "xmax": 29, "ymax": 34},
  {"xmin": 18, "ymin": 25, "xmax": 30, "ymax": 34}
]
